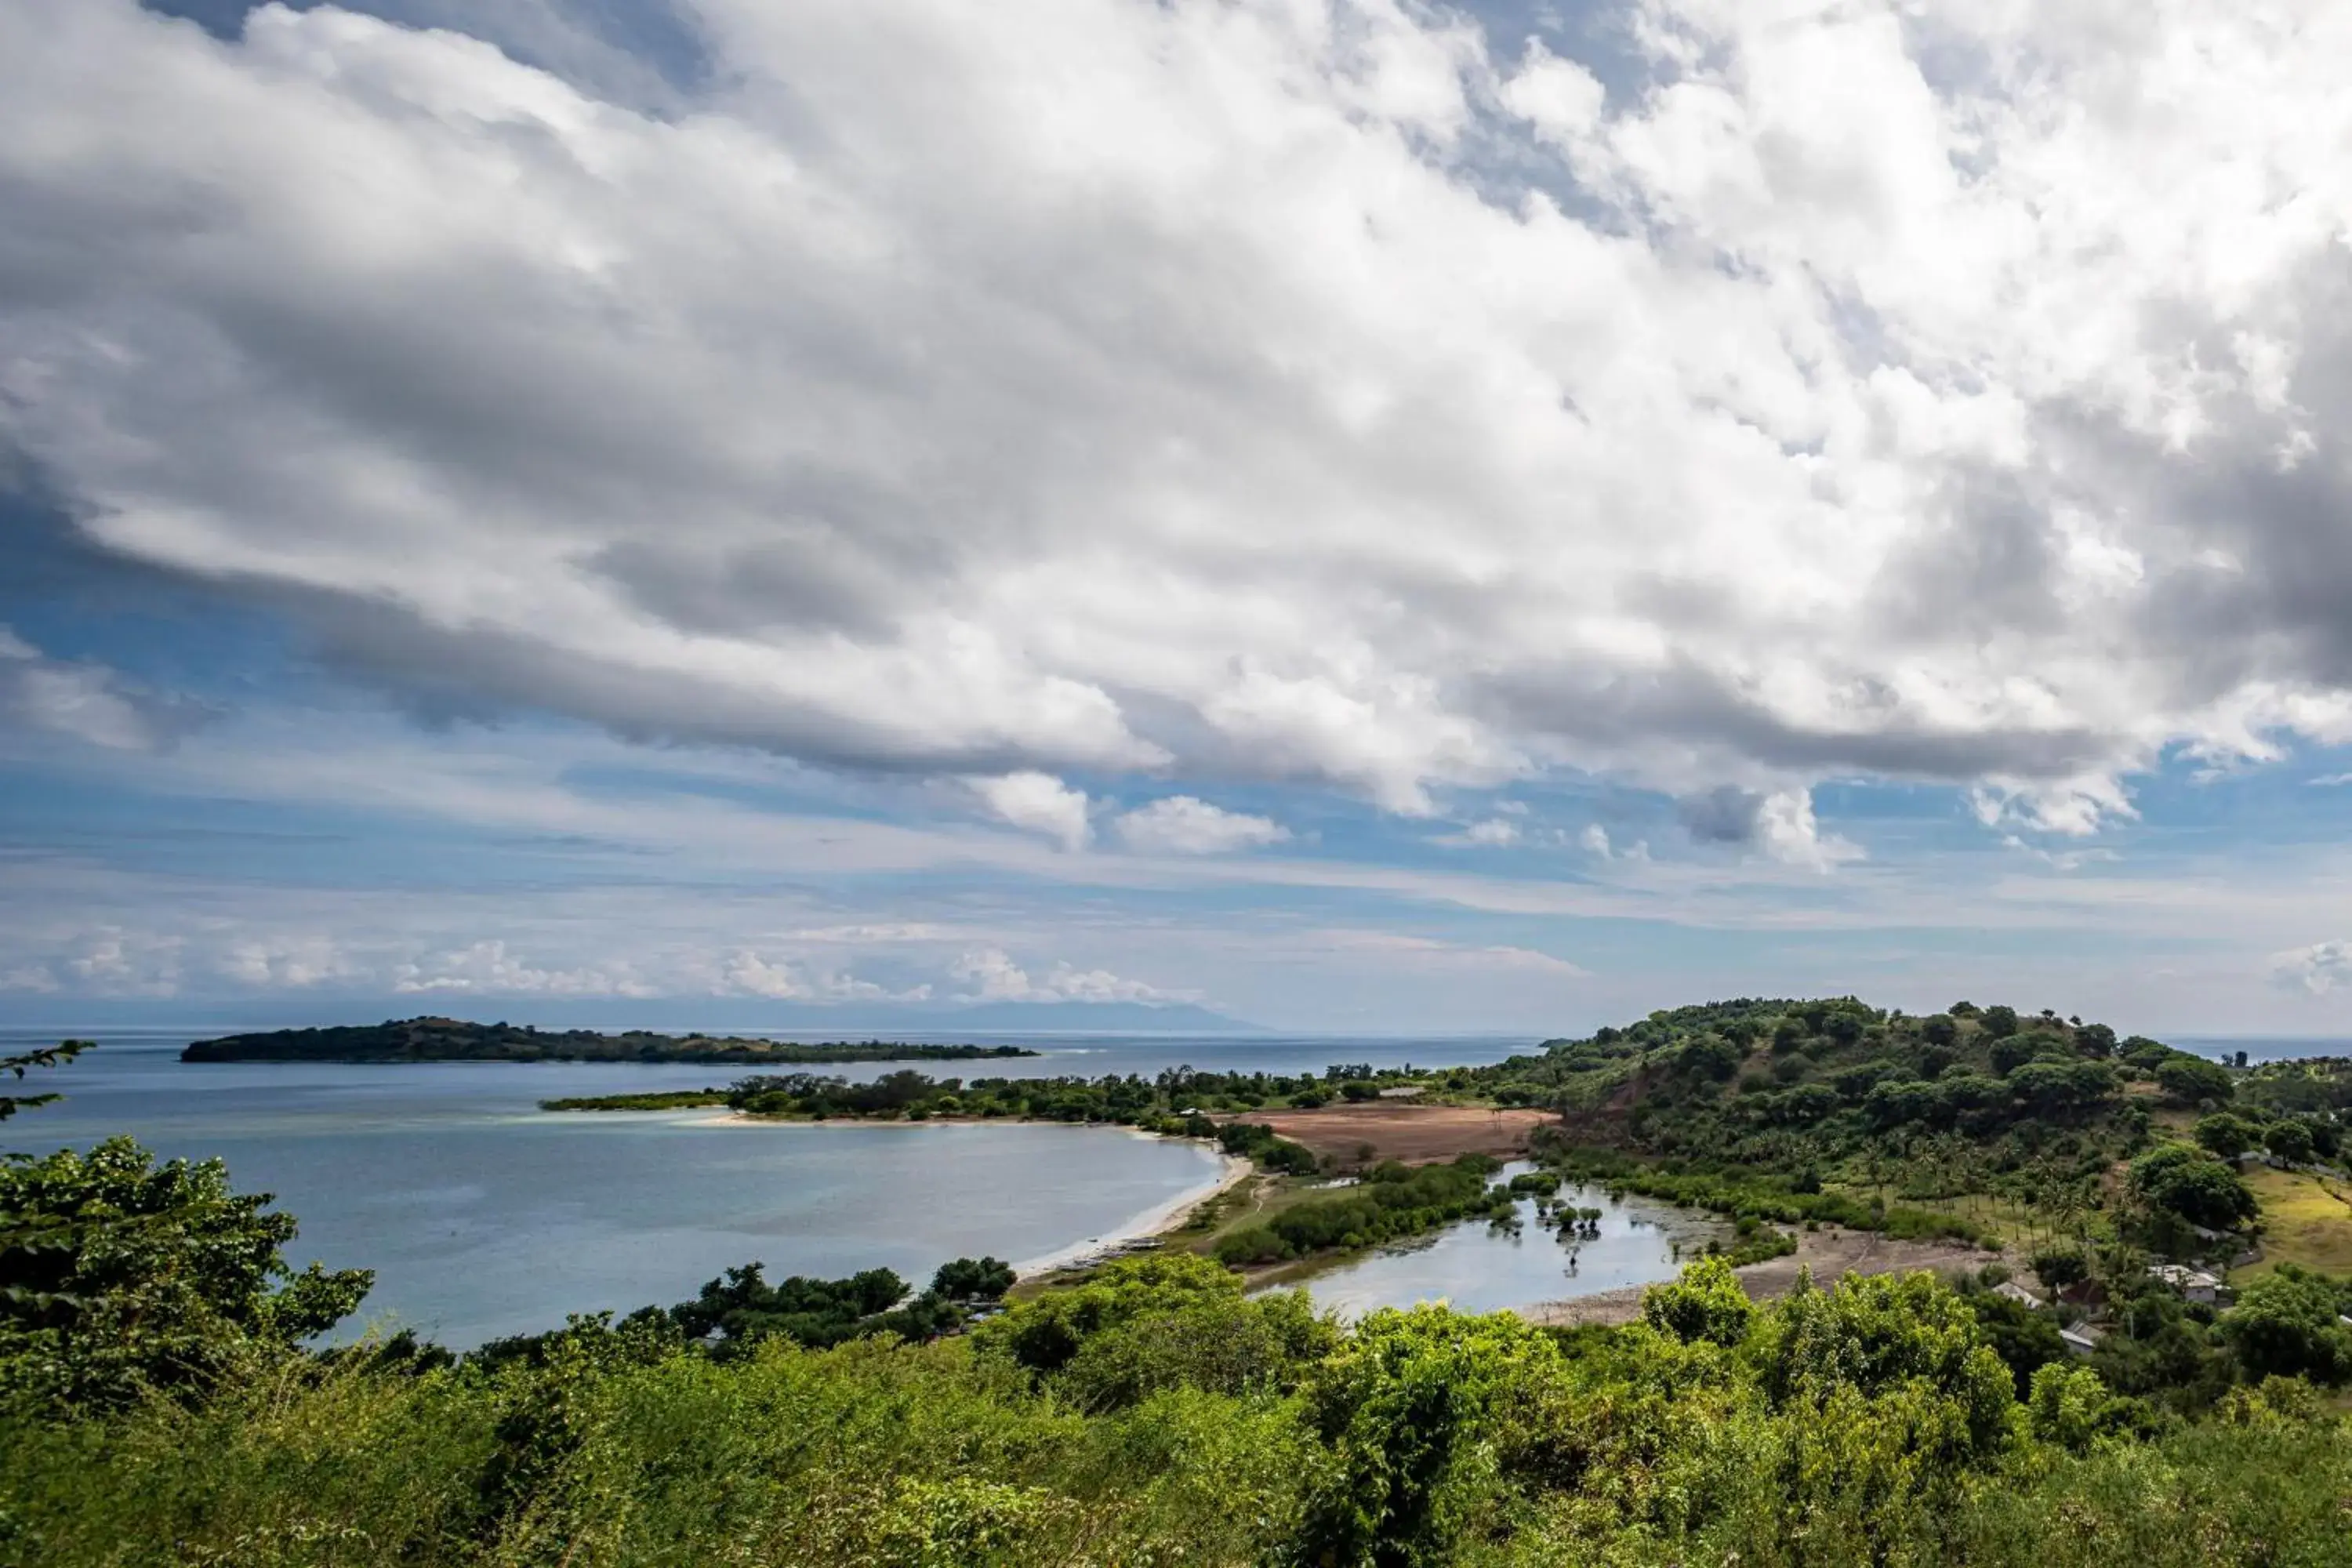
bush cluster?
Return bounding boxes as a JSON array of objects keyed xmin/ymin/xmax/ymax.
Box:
[{"xmin": 1212, "ymin": 1155, "xmax": 1506, "ymax": 1264}]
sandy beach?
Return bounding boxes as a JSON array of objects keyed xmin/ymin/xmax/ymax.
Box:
[{"xmin": 1012, "ymin": 1148, "xmax": 1253, "ymax": 1276}]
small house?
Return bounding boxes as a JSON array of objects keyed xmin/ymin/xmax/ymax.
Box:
[
  {"xmin": 2060, "ymin": 1324, "xmax": 2105, "ymax": 1359},
  {"xmin": 2147, "ymin": 1264, "xmax": 2225, "ymax": 1305},
  {"xmin": 1991, "ymin": 1280, "xmax": 2046, "ymax": 1310}
]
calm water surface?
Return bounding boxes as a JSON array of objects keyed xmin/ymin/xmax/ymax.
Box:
[
  {"xmin": 1296, "ymin": 1171, "xmax": 1730, "ymax": 1319},
  {"xmin": 2, "ymin": 1028, "xmax": 1525, "ymax": 1345},
  {"xmin": 2177, "ymin": 1036, "xmax": 2352, "ymax": 1063}
]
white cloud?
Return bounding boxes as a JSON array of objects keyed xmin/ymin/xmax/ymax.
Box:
[
  {"xmin": 1301, "ymin": 928, "xmax": 1588, "ymax": 978},
  {"xmin": 0, "ymin": 965, "xmax": 59, "ymax": 995},
  {"xmin": 966, "ymin": 772, "xmax": 1092, "ymax": 851},
  {"xmin": 949, "ymin": 946, "xmax": 1186, "ymax": 1004},
  {"xmin": 1579, "ymin": 824, "xmax": 1613, "ymax": 857},
  {"xmin": 1753, "ymin": 789, "xmax": 1864, "ymax": 873},
  {"xmin": 1115, "ymin": 796, "xmax": 1289, "ymax": 855},
  {"xmin": 0, "ymin": 624, "xmax": 196, "ymax": 752},
  {"xmin": 34, "ymin": 927, "xmax": 185, "ymax": 997},
  {"xmin": 2308, "ymin": 773, "xmax": 2352, "ymax": 787},
  {"xmin": 1678, "ymin": 785, "xmax": 1859, "ymax": 869},
  {"xmin": 2272, "ymin": 940, "xmax": 2352, "ymax": 996},
  {"xmin": 720, "ymin": 950, "xmax": 814, "ymax": 1000},
  {"xmin": 5, "ymin": 0, "xmax": 2352, "ymax": 840},
  {"xmin": 783, "ymin": 923, "xmax": 956, "ymax": 943},
  {"xmin": 1970, "ymin": 775, "xmax": 2142, "ymax": 839},
  {"xmin": 1498, "ymin": 39, "xmax": 1606, "ymax": 147},
  {"xmin": 1432, "ymin": 815, "xmax": 1530, "ymax": 848},
  {"xmin": 720, "ymin": 950, "xmax": 925, "ymax": 1003},
  {"xmin": 392, "ymin": 939, "xmax": 654, "ymax": 997},
  {"xmin": 217, "ymin": 937, "xmax": 358, "ymax": 989},
  {"xmin": 2000, "ymin": 836, "xmax": 2119, "ymax": 873}
]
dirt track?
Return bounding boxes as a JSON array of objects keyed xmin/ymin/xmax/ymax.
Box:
[
  {"xmin": 1518, "ymin": 1225, "xmax": 2002, "ymax": 1327},
  {"xmin": 1238, "ymin": 1103, "xmax": 1554, "ymax": 1163}
]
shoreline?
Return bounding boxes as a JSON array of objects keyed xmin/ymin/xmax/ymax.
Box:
[{"xmin": 1010, "ymin": 1149, "xmax": 1254, "ymax": 1276}]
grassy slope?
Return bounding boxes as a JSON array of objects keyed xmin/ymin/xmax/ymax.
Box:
[{"xmin": 2238, "ymin": 1164, "xmax": 2352, "ymax": 1279}]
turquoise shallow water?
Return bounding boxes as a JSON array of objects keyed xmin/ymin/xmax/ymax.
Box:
[{"xmin": 2, "ymin": 1029, "xmax": 1521, "ymax": 1345}]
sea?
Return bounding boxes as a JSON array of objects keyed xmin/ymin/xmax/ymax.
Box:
[
  {"xmin": 0, "ymin": 1028, "xmax": 1528, "ymax": 1345},
  {"xmin": 2176, "ymin": 1037, "xmax": 2352, "ymax": 1064}
]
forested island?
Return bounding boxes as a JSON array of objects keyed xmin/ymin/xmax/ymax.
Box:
[
  {"xmin": 8, "ymin": 1000, "xmax": 2352, "ymax": 1565},
  {"xmin": 178, "ymin": 1016, "xmax": 1039, "ymax": 1065}
]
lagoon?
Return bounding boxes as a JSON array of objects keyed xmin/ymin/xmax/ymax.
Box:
[{"xmin": 1296, "ymin": 1174, "xmax": 1730, "ymax": 1319}]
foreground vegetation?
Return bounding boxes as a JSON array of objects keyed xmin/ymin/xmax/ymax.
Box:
[
  {"xmin": 181, "ymin": 1018, "xmax": 1039, "ymax": 1065},
  {"xmin": 6, "ymin": 1187, "xmax": 2350, "ymax": 1566},
  {"xmin": 8, "ymin": 1034, "xmax": 2352, "ymax": 1565}
]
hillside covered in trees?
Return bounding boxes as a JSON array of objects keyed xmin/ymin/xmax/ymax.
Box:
[{"xmin": 1468, "ymin": 996, "xmax": 2299, "ymax": 1244}]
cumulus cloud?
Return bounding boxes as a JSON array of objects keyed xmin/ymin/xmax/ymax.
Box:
[
  {"xmin": 2272, "ymin": 940, "xmax": 2352, "ymax": 996},
  {"xmin": 949, "ymin": 946, "xmax": 1186, "ymax": 1004},
  {"xmin": 720, "ymin": 949, "xmax": 926, "ymax": 1002},
  {"xmin": 7, "ymin": 927, "xmax": 188, "ymax": 996},
  {"xmin": 5, "ymin": 0, "xmax": 2352, "ymax": 835},
  {"xmin": 1752, "ymin": 790, "xmax": 1864, "ymax": 873},
  {"xmin": 0, "ymin": 625, "xmax": 201, "ymax": 752},
  {"xmin": 1115, "ymin": 796, "xmax": 1289, "ymax": 855},
  {"xmin": 392, "ymin": 939, "xmax": 653, "ymax": 996},
  {"xmin": 1678, "ymin": 786, "xmax": 1860, "ymax": 870},
  {"xmin": 719, "ymin": 951, "xmax": 816, "ymax": 1000},
  {"xmin": 218, "ymin": 937, "xmax": 358, "ymax": 989},
  {"xmin": 967, "ymin": 772, "xmax": 1092, "ymax": 851},
  {"xmin": 1578, "ymin": 823, "xmax": 1649, "ymax": 861}
]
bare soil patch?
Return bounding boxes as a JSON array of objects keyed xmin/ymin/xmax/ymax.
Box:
[
  {"xmin": 1519, "ymin": 1225, "xmax": 2002, "ymax": 1328},
  {"xmin": 1236, "ymin": 1104, "xmax": 1555, "ymax": 1164}
]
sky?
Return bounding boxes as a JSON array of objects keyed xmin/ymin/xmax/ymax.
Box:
[{"xmin": 2, "ymin": 0, "xmax": 2350, "ymax": 1036}]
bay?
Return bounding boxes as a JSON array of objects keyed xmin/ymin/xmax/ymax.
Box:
[{"xmin": 0, "ymin": 1027, "xmax": 1523, "ymax": 1346}]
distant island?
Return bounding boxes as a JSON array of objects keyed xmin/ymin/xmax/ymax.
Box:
[{"xmin": 178, "ymin": 1017, "xmax": 1041, "ymax": 1065}]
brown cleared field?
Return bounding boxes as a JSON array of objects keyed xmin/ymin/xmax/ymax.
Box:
[{"xmin": 1234, "ymin": 1103, "xmax": 1553, "ymax": 1164}]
